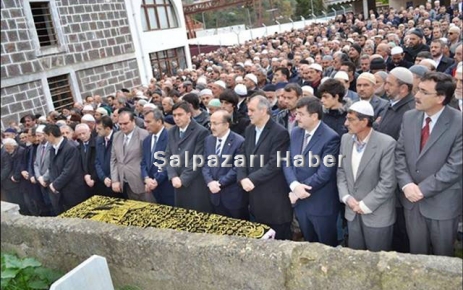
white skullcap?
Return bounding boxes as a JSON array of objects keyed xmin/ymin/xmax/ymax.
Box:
[
  {"xmin": 308, "ymin": 63, "xmax": 323, "ymax": 72},
  {"xmin": 143, "ymin": 103, "xmax": 157, "ymax": 109},
  {"xmin": 197, "ymin": 76, "xmax": 207, "ymax": 85},
  {"xmin": 199, "ymin": 89, "xmax": 213, "ymax": 96},
  {"xmin": 347, "ymin": 38, "xmax": 354, "ymax": 43},
  {"xmin": 349, "ymin": 100, "xmax": 374, "ymax": 117},
  {"xmin": 320, "ymin": 77, "xmax": 331, "ymax": 85},
  {"xmin": 253, "ymin": 56, "xmax": 260, "ymax": 60},
  {"xmin": 334, "ymin": 71, "xmax": 349, "ymax": 81},
  {"xmin": 389, "ymin": 67, "xmax": 414, "ymax": 85},
  {"xmin": 235, "ymin": 76, "xmax": 243, "ymax": 83},
  {"xmin": 271, "ymin": 57, "xmax": 279, "ymax": 62},
  {"xmin": 244, "ymin": 60, "xmax": 253, "ymax": 66},
  {"xmin": 449, "ymin": 26, "xmax": 461, "ymax": 34},
  {"xmin": 96, "ymin": 107, "xmax": 108, "ymax": 116},
  {"xmin": 38, "ymin": 116, "xmax": 47, "ymax": 122},
  {"xmin": 83, "ymin": 105, "xmax": 94, "ymax": 111},
  {"xmin": 213, "ymin": 80, "xmax": 226, "ymax": 89},
  {"xmin": 81, "ymin": 114, "xmax": 96, "ymax": 122},
  {"xmin": 245, "ymin": 73, "xmax": 258, "ymax": 84},
  {"xmin": 234, "ymin": 84, "xmax": 247, "ymax": 96},
  {"xmin": 301, "ymin": 86, "xmax": 314, "ymax": 95},
  {"xmin": 236, "ymin": 62, "xmax": 244, "ymax": 68},
  {"xmin": 358, "ymin": 72, "xmax": 376, "ymax": 84},
  {"xmin": 36, "ymin": 125, "xmax": 45, "ymax": 134},
  {"xmin": 391, "ymin": 46, "xmax": 404, "ymax": 55}
]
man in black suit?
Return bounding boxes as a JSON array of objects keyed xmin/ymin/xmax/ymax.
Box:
[
  {"xmin": 75, "ymin": 123, "xmax": 98, "ymax": 198},
  {"xmin": 237, "ymin": 95, "xmax": 293, "ymax": 239},
  {"xmin": 43, "ymin": 124, "xmax": 88, "ymax": 214},
  {"xmin": 430, "ymin": 39, "xmax": 454, "ymax": 73},
  {"xmin": 165, "ymin": 101, "xmax": 212, "ymax": 213},
  {"xmin": 95, "ymin": 116, "xmax": 118, "ymax": 198}
]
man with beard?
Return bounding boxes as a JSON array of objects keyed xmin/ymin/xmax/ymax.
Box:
[
  {"xmin": 375, "ymin": 68, "xmax": 416, "ymax": 253},
  {"xmin": 430, "ymin": 39, "xmax": 454, "ymax": 72},
  {"xmin": 404, "ymin": 29, "xmax": 430, "ymax": 63},
  {"xmin": 356, "ymin": 73, "xmax": 388, "ymax": 119},
  {"xmin": 374, "ymin": 71, "xmax": 388, "ymax": 100},
  {"xmin": 387, "ymin": 47, "xmax": 413, "ymax": 71}
]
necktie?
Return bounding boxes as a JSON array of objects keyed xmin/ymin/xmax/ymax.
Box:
[
  {"xmin": 179, "ymin": 130, "xmax": 184, "ymax": 139},
  {"xmin": 420, "ymin": 117, "xmax": 431, "ymax": 151},
  {"xmin": 301, "ymin": 133, "xmax": 311, "ymax": 153},
  {"xmin": 289, "ymin": 113, "xmax": 296, "ymax": 123},
  {"xmin": 40, "ymin": 144, "xmax": 46, "ymax": 165},
  {"xmin": 216, "ymin": 138, "xmax": 222, "ymax": 156},
  {"xmin": 123, "ymin": 135, "xmax": 129, "ymax": 154},
  {"xmin": 150, "ymin": 135, "xmax": 157, "ymax": 164}
]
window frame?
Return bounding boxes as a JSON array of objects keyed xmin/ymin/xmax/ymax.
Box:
[
  {"xmin": 149, "ymin": 47, "xmax": 187, "ymax": 79},
  {"xmin": 24, "ymin": 0, "xmax": 67, "ymax": 57},
  {"xmin": 141, "ymin": 0, "xmax": 179, "ymax": 32}
]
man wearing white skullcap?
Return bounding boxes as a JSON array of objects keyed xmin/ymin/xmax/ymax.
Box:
[
  {"xmin": 338, "ymin": 100, "xmax": 397, "ymax": 252},
  {"xmin": 356, "ymin": 72, "xmax": 388, "ymax": 119},
  {"xmin": 375, "ymin": 67, "xmax": 417, "ymax": 253},
  {"xmin": 334, "ymin": 71, "xmax": 360, "ymax": 102},
  {"xmin": 209, "ymin": 80, "xmax": 226, "ymax": 98},
  {"xmin": 244, "ymin": 74, "xmax": 258, "ymax": 91},
  {"xmin": 387, "ymin": 46, "xmax": 413, "ymax": 71}
]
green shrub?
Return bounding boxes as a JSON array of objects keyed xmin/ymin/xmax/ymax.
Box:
[{"xmin": 1, "ymin": 253, "xmax": 63, "ymax": 290}]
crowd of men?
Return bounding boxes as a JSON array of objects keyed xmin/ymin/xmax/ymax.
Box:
[{"xmin": 1, "ymin": 2, "xmax": 462, "ymax": 257}]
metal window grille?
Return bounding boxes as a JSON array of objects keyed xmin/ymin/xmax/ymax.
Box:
[
  {"xmin": 30, "ymin": 1, "xmax": 58, "ymax": 47},
  {"xmin": 141, "ymin": 0, "xmax": 179, "ymax": 32},
  {"xmin": 47, "ymin": 74, "xmax": 74, "ymax": 111},
  {"xmin": 150, "ymin": 47, "xmax": 187, "ymax": 79}
]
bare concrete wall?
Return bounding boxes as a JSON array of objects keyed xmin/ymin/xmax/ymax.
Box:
[{"xmin": 1, "ymin": 209, "xmax": 461, "ymax": 290}]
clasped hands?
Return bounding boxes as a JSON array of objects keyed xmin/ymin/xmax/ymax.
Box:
[
  {"xmin": 403, "ymin": 183, "xmax": 424, "ymax": 203},
  {"xmin": 208, "ymin": 181, "xmax": 221, "ymax": 194},
  {"xmin": 346, "ymin": 196, "xmax": 364, "ymax": 215},
  {"xmin": 289, "ymin": 184, "xmax": 312, "ymax": 204}
]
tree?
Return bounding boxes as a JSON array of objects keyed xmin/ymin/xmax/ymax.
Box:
[{"xmin": 295, "ymin": 0, "xmax": 325, "ymax": 17}]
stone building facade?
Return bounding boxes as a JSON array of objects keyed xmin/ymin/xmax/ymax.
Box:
[{"xmin": 1, "ymin": 0, "xmax": 141, "ymax": 128}]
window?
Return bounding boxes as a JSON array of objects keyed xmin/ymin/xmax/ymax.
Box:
[
  {"xmin": 47, "ymin": 74, "xmax": 74, "ymax": 111},
  {"xmin": 24, "ymin": 0, "xmax": 65, "ymax": 56},
  {"xmin": 141, "ymin": 0, "xmax": 179, "ymax": 31},
  {"xmin": 30, "ymin": 2, "xmax": 58, "ymax": 47},
  {"xmin": 149, "ymin": 47, "xmax": 187, "ymax": 79}
]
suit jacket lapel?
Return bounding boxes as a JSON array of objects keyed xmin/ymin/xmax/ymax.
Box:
[
  {"xmin": 303, "ymin": 123, "xmax": 322, "ymax": 155},
  {"xmin": 222, "ymin": 133, "xmax": 234, "ymax": 156},
  {"xmin": 355, "ymin": 130, "xmax": 378, "ymax": 181},
  {"xmin": 418, "ymin": 107, "xmax": 450, "ymax": 159},
  {"xmin": 252, "ymin": 120, "xmax": 271, "ymax": 154},
  {"xmin": 413, "ymin": 111, "xmax": 423, "ymax": 157},
  {"xmin": 178, "ymin": 121, "xmax": 195, "ymax": 146},
  {"xmin": 344, "ymin": 135, "xmax": 355, "ymax": 182}
]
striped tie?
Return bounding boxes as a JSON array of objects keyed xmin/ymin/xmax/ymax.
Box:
[{"xmin": 216, "ymin": 139, "xmax": 222, "ymax": 156}]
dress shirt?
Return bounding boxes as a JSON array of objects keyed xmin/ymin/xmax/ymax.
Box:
[
  {"xmin": 152, "ymin": 127, "xmax": 164, "ymax": 151},
  {"xmin": 255, "ymin": 126, "xmax": 264, "ymax": 145},
  {"xmin": 53, "ymin": 137, "xmax": 65, "ymax": 155},
  {"xmin": 422, "ymin": 106, "xmax": 444, "ymax": 134}
]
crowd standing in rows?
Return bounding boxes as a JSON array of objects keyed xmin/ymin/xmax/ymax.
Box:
[{"xmin": 1, "ymin": 2, "xmax": 462, "ymax": 256}]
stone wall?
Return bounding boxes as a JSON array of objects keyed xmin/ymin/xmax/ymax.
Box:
[
  {"xmin": 0, "ymin": 81, "xmax": 48, "ymax": 127},
  {"xmin": 77, "ymin": 59, "xmax": 140, "ymax": 98},
  {"xmin": 0, "ymin": 0, "xmax": 140, "ymax": 128},
  {"xmin": 1, "ymin": 0, "xmax": 134, "ymax": 79},
  {"xmin": 1, "ymin": 207, "xmax": 461, "ymax": 290}
]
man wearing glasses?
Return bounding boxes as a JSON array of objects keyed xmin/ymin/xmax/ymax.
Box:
[
  {"xmin": 202, "ymin": 110, "xmax": 248, "ymax": 220},
  {"xmin": 396, "ymin": 72, "xmax": 462, "ymax": 256}
]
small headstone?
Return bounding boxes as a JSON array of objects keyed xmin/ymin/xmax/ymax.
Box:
[{"xmin": 50, "ymin": 255, "xmax": 114, "ymax": 290}]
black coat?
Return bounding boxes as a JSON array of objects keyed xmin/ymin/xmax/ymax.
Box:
[
  {"xmin": 404, "ymin": 43, "xmax": 429, "ymax": 63},
  {"xmin": 436, "ymin": 56, "xmax": 455, "ymax": 73},
  {"xmin": 322, "ymin": 102, "xmax": 350, "ymax": 137},
  {"xmin": 375, "ymin": 93, "xmax": 415, "ymax": 141},
  {"xmin": 237, "ymin": 118, "xmax": 293, "ymax": 225},
  {"xmin": 49, "ymin": 138, "xmax": 88, "ymax": 212}
]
